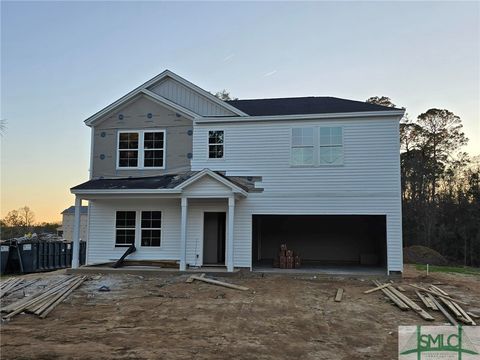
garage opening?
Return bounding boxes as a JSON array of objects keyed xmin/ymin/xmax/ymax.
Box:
[{"xmin": 252, "ymin": 215, "xmax": 387, "ymax": 270}]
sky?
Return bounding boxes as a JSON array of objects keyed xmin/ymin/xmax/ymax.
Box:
[{"xmin": 1, "ymin": 1, "xmax": 479, "ymax": 223}]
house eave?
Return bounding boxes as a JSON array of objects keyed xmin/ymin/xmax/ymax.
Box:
[{"xmin": 194, "ymin": 110, "xmax": 406, "ymax": 124}]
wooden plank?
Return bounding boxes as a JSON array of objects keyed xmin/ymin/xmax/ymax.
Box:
[
  {"xmin": 430, "ymin": 284, "xmax": 449, "ymax": 296},
  {"xmin": 372, "ymin": 280, "xmax": 409, "ymax": 311},
  {"xmin": 187, "ymin": 275, "xmax": 249, "ymax": 291},
  {"xmin": 467, "ymin": 311, "xmax": 480, "ymax": 319},
  {"xmin": 364, "ymin": 282, "xmax": 391, "ymax": 294},
  {"xmin": 429, "ymin": 295, "xmax": 458, "ymax": 326},
  {"xmin": 39, "ymin": 277, "xmax": 86, "ymax": 318},
  {"xmin": 334, "ymin": 288, "xmax": 343, "ymax": 302},
  {"xmin": 425, "ymin": 293, "xmax": 439, "ymax": 311},
  {"xmin": 388, "ymin": 286, "xmax": 434, "ymax": 321},
  {"xmin": 408, "ymin": 284, "xmax": 468, "ymax": 305},
  {"xmin": 415, "ymin": 291, "xmax": 432, "ymax": 309},
  {"xmin": 451, "ymin": 301, "xmax": 476, "ymax": 326},
  {"xmin": 397, "ymin": 286, "xmax": 406, "ymax": 292}
]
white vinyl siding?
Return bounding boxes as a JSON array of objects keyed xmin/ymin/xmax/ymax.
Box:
[{"xmin": 192, "ymin": 117, "xmax": 403, "ymax": 272}]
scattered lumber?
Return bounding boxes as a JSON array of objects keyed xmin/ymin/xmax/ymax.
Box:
[
  {"xmin": 1, "ymin": 275, "xmax": 86, "ymax": 320},
  {"xmin": 408, "ymin": 284, "xmax": 467, "ymax": 305},
  {"xmin": 364, "ymin": 282, "xmax": 392, "ymax": 294},
  {"xmin": 415, "ymin": 291, "xmax": 432, "ymax": 309},
  {"xmin": 186, "ymin": 274, "xmax": 248, "ymax": 291},
  {"xmin": 397, "ymin": 286, "xmax": 406, "ymax": 292},
  {"xmin": 388, "ymin": 286, "xmax": 434, "ymax": 321},
  {"xmin": 429, "ymin": 295, "xmax": 458, "ymax": 326},
  {"xmin": 334, "ymin": 288, "xmax": 343, "ymax": 302},
  {"xmin": 372, "ymin": 280, "xmax": 409, "ymax": 311},
  {"xmin": 112, "ymin": 244, "xmax": 136, "ymax": 268},
  {"xmin": 1, "ymin": 279, "xmax": 39, "ymax": 298},
  {"xmin": 450, "ymin": 301, "xmax": 476, "ymax": 326}
]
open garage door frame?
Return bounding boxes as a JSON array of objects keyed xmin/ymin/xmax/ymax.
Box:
[{"xmin": 252, "ymin": 214, "xmax": 387, "ymax": 270}]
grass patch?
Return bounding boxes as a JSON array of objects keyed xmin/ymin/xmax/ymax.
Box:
[{"xmin": 415, "ymin": 264, "xmax": 480, "ymax": 276}]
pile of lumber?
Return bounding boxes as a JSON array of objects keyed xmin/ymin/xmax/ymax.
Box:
[
  {"xmin": 186, "ymin": 273, "xmax": 249, "ymax": 291},
  {"xmin": 0, "ymin": 278, "xmax": 38, "ymax": 299},
  {"xmin": 1, "ymin": 275, "xmax": 86, "ymax": 320},
  {"xmin": 365, "ymin": 281, "xmax": 477, "ymax": 325},
  {"xmin": 273, "ymin": 244, "xmax": 301, "ymax": 269}
]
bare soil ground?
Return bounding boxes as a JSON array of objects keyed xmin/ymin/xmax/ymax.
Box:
[{"xmin": 1, "ymin": 265, "xmax": 479, "ymax": 360}]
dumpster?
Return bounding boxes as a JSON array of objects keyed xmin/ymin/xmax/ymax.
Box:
[
  {"xmin": 59, "ymin": 242, "xmax": 66, "ymax": 268},
  {"xmin": 80, "ymin": 241, "xmax": 86, "ymax": 265},
  {"xmin": 18, "ymin": 240, "xmax": 40, "ymax": 273},
  {"xmin": 53, "ymin": 241, "xmax": 61, "ymax": 269},
  {"xmin": 38, "ymin": 241, "xmax": 47, "ymax": 271},
  {"xmin": 0, "ymin": 243, "xmax": 10, "ymax": 275},
  {"xmin": 65, "ymin": 242, "xmax": 72, "ymax": 267},
  {"xmin": 47, "ymin": 242, "xmax": 55, "ymax": 270}
]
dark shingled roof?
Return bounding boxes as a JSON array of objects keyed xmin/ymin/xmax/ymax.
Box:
[
  {"xmin": 62, "ymin": 206, "xmax": 89, "ymax": 215},
  {"xmin": 226, "ymin": 97, "xmax": 402, "ymax": 116},
  {"xmin": 71, "ymin": 172, "xmax": 256, "ymax": 192}
]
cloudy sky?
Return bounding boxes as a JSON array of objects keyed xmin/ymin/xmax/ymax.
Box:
[{"xmin": 1, "ymin": 1, "xmax": 479, "ymax": 222}]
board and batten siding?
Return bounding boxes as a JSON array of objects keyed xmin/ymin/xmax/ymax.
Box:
[
  {"xmin": 148, "ymin": 78, "xmax": 236, "ymax": 117},
  {"xmin": 191, "ymin": 117, "xmax": 403, "ymax": 272}
]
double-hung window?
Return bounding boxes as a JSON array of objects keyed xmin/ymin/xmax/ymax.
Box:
[
  {"xmin": 115, "ymin": 211, "xmax": 136, "ymax": 247},
  {"xmin": 291, "ymin": 127, "xmax": 314, "ymax": 166},
  {"xmin": 118, "ymin": 130, "xmax": 165, "ymax": 168},
  {"xmin": 141, "ymin": 211, "xmax": 161, "ymax": 247},
  {"xmin": 208, "ymin": 130, "xmax": 224, "ymax": 159},
  {"xmin": 319, "ymin": 127, "xmax": 343, "ymax": 165}
]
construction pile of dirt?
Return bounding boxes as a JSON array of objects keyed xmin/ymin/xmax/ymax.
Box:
[{"xmin": 403, "ymin": 245, "xmax": 448, "ymax": 266}]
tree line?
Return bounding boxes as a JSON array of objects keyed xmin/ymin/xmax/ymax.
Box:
[
  {"xmin": 1, "ymin": 206, "xmax": 60, "ymax": 239},
  {"xmin": 367, "ymin": 96, "xmax": 480, "ymax": 266}
]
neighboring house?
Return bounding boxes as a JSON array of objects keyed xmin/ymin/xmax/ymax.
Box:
[
  {"xmin": 60, "ymin": 206, "xmax": 88, "ymax": 242},
  {"xmin": 70, "ymin": 70, "xmax": 405, "ymax": 274}
]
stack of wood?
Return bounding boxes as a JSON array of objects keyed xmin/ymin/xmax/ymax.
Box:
[
  {"xmin": 364, "ymin": 280, "xmax": 478, "ymax": 325},
  {"xmin": 274, "ymin": 244, "xmax": 301, "ymax": 269},
  {"xmin": 1, "ymin": 275, "xmax": 86, "ymax": 320},
  {"xmin": 1, "ymin": 278, "xmax": 38, "ymax": 299}
]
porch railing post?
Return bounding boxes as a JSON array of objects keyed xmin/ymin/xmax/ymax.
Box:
[{"xmin": 180, "ymin": 197, "xmax": 188, "ymax": 271}]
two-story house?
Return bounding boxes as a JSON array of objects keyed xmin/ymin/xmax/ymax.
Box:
[{"xmin": 70, "ymin": 70, "xmax": 405, "ymax": 274}]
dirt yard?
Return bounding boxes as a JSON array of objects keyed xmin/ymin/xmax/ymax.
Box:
[{"xmin": 1, "ymin": 265, "xmax": 479, "ymax": 360}]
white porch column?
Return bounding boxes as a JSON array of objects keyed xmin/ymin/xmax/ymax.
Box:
[
  {"xmin": 227, "ymin": 196, "xmax": 235, "ymax": 272},
  {"xmin": 180, "ymin": 197, "xmax": 188, "ymax": 271},
  {"xmin": 71, "ymin": 196, "xmax": 82, "ymax": 269}
]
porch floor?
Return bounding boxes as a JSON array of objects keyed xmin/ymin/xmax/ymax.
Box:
[
  {"xmin": 67, "ymin": 265, "xmax": 239, "ymax": 277},
  {"xmin": 252, "ymin": 265, "xmax": 387, "ymax": 276}
]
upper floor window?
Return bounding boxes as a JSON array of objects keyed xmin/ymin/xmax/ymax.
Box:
[
  {"xmin": 208, "ymin": 130, "xmax": 224, "ymax": 159},
  {"xmin": 118, "ymin": 130, "xmax": 165, "ymax": 169},
  {"xmin": 319, "ymin": 127, "xmax": 343, "ymax": 165},
  {"xmin": 291, "ymin": 127, "xmax": 314, "ymax": 166}
]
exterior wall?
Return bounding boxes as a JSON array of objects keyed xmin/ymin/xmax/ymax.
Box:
[
  {"xmin": 86, "ymin": 197, "xmax": 228, "ymax": 267},
  {"xmin": 148, "ymin": 78, "xmax": 236, "ymax": 117},
  {"xmin": 91, "ymin": 95, "xmax": 193, "ymax": 178},
  {"xmin": 192, "ymin": 117, "xmax": 403, "ymax": 272},
  {"xmin": 62, "ymin": 214, "xmax": 88, "ymax": 242}
]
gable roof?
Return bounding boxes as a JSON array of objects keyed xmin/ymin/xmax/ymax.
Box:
[
  {"xmin": 84, "ymin": 70, "xmax": 247, "ymax": 126},
  {"xmin": 226, "ymin": 97, "xmax": 403, "ymax": 116}
]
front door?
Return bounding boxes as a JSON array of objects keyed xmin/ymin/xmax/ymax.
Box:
[{"xmin": 203, "ymin": 212, "xmax": 226, "ymax": 265}]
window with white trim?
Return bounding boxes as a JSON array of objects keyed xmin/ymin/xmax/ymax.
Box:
[
  {"xmin": 319, "ymin": 127, "xmax": 343, "ymax": 165},
  {"xmin": 291, "ymin": 127, "xmax": 314, "ymax": 165},
  {"xmin": 115, "ymin": 211, "xmax": 136, "ymax": 247},
  {"xmin": 141, "ymin": 211, "xmax": 161, "ymax": 247},
  {"xmin": 118, "ymin": 130, "xmax": 165, "ymax": 168},
  {"xmin": 208, "ymin": 130, "xmax": 224, "ymax": 159}
]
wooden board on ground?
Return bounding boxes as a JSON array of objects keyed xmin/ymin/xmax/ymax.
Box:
[
  {"xmin": 429, "ymin": 296, "xmax": 458, "ymax": 326},
  {"xmin": 187, "ymin": 275, "xmax": 249, "ymax": 291},
  {"xmin": 364, "ymin": 283, "xmax": 391, "ymax": 294},
  {"xmin": 388, "ymin": 286, "xmax": 434, "ymax": 321},
  {"xmin": 372, "ymin": 280, "xmax": 409, "ymax": 311},
  {"xmin": 334, "ymin": 288, "xmax": 343, "ymax": 302},
  {"xmin": 408, "ymin": 284, "xmax": 467, "ymax": 305}
]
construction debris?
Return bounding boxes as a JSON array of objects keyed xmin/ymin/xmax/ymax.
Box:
[
  {"xmin": 408, "ymin": 284, "xmax": 467, "ymax": 305},
  {"xmin": 0, "ymin": 278, "xmax": 38, "ymax": 298},
  {"xmin": 186, "ymin": 273, "xmax": 249, "ymax": 291},
  {"xmin": 334, "ymin": 288, "xmax": 344, "ymax": 302},
  {"xmin": 364, "ymin": 282, "xmax": 392, "ymax": 294},
  {"xmin": 1, "ymin": 275, "xmax": 86, "ymax": 320},
  {"xmin": 273, "ymin": 244, "xmax": 301, "ymax": 269}
]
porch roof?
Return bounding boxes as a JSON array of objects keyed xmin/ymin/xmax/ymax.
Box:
[{"xmin": 70, "ymin": 170, "xmax": 256, "ymax": 196}]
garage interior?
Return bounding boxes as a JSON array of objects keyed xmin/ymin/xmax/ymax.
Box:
[{"xmin": 252, "ymin": 215, "xmax": 387, "ymax": 270}]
